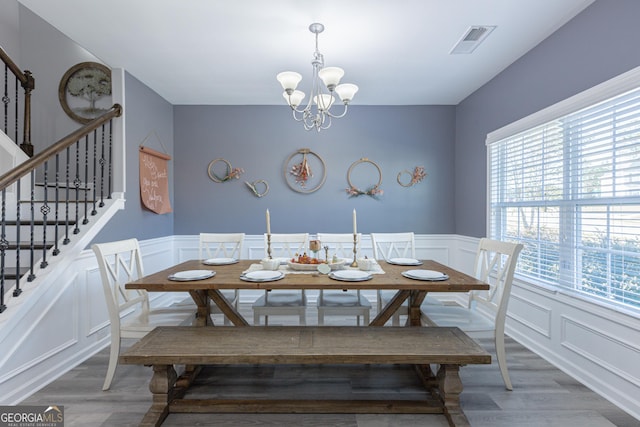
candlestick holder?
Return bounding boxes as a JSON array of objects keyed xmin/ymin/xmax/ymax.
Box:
[
  {"xmin": 324, "ymin": 245, "xmax": 329, "ymax": 263},
  {"xmin": 351, "ymin": 233, "xmax": 358, "ymax": 267},
  {"xmin": 267, "ymin": 233, "xmax": 272, "ymax": 259}
]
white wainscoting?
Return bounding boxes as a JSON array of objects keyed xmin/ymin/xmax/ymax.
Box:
[{"xmin": 1, "ymin": 234, "xmax": 638, "ymax": 422}]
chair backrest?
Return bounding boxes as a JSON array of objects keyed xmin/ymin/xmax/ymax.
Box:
[
  {"xmin": 199, "ymin": 233, "xmax": 245, "ymax": 259},
  {"xmin": 92, "ymin": 238, "xmax": 148, "ymax": 327},
  {"xmin": 470, "ymin": 238, "xmax": 523, "ymax": 324},
  {"xmin": 316, "ymin": 233, "xmax": 361, "ymax": 259},
  {"xmin": 370, "ymin": 232, "xmax": 416, "ymax": 260},
  {"xmin": 264, "ymin": 233, "xmax": 309, "ymax": 258}
]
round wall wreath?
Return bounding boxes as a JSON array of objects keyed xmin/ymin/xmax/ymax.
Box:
[
  {"xmin": 283, "ymin": 148, "xmax": 327, "ymax": 194},
  {"xmin": 346, "ymin": 158, "xmax": 383, "ymax": 199},
  {"xmin": 397, "ymin": 166, "xmax": 427, "ymax": 187},
  {"xmin": 207, "ymin": 158, "xmax": 244, "ymax": 183}
]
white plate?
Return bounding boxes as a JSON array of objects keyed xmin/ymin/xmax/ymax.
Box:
[
  {"xmin": 388, "ymin": 257, "xmax": 423, "ymax": 266},
  {"xmin": 329, "ymin": 270, "xmax": 373, "ymax": 282},
  {"xmin": 401, "ymin": 269, "xmax": 449, "ymax": 281},
  {"xmin": 202, "ymin": 257, "xmax": 238, "ymax": 265},
  {"xmin": 169, "ymin": 270, "xmax": 215, "ymax": 281},
  {"xmin": 241, "ymin": 270, "xmax": 285, "ymax": 282}
]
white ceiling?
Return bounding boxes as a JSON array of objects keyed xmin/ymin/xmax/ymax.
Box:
[{"xmin": 18, "ymin": 0, "xmax": 595, "ymax": 106}]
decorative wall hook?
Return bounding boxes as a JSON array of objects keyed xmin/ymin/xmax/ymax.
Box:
[{"xmin": 245, "ymin": 180, "xmax": 270, "ymax": 198}]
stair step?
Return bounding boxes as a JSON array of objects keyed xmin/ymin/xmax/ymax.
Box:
[
  {"xmin": 3, "ymin": 220, "xmax": 78, "ymax": 226},
  {"xmin": 2, "ymin": 267, "xmax": 30, "ymax": 280},
  {"xmin": 35, "ymin": 182, "xmax": 92, "ymax": 191},
  {"xmin": 4, "ymin": 220, "xmax": 79, "ymax": 226},
  {"xmin": 19, "ymin": 200, "xmax": 100, "ymax": 204},
  {"xmin": 7, "ymin": 242, "xmax": 55, "ymax": 250}
]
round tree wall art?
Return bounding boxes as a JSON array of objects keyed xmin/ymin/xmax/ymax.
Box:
[{"xmin": 58, "ymin": 62, "xmax": 112, "ymax": 124}]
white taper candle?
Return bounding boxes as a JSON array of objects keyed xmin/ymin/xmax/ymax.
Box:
[{"xmin": 266, "ymin": 209, "xmax": 271, "ymax": 234}]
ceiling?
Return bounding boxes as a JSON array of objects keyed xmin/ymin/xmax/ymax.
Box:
[{"xmin": 18, "ymin": 0, "xmax": 595, "ymax": 106}]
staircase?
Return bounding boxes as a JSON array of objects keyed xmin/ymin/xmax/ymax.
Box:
[{"xmin": 0, "ymin": 46, "xmax": 123, "ymax": 314}]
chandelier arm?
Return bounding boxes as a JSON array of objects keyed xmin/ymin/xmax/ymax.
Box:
[{"xmin": 325, "ymin": 104, "xmax": 349, "ymax": 119}]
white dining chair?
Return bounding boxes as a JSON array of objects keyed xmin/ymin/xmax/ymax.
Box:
[
  {"xmin": 252, "ymin": 233, "xmax": 309, "ymax": 325},
  {"xmin": 316, "ymin": 233, "xmax": 371, "ymax": 326},
  {"xmin": 199, "ymin": 232, "xmax": 245, "ymax": 325},
  {"xmin": 371, "ymin": 232, "xmax": 442, "ymax": 326},
  {"xmin": 420, "ymin": 238, "xmax": 523, "ymax": 390},
  {"xmin": 371, "ymin": 232, "xmax": 416, "ymax": 326},
  {"xmin": 92, "ymin": 238, "xmax": 194, "ymax": 390}
]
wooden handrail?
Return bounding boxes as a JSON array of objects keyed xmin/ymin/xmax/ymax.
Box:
[
  {"xmin": 0, "ymin": 47, "xmax": 33, "ymax": 88},
  {"xmin": 0, "ymin": 104, "xmax": 122, "ymax": 191}
]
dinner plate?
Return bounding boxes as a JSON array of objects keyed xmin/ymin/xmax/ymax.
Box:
[
  {"xmin": 329, "ymin": 270, "xmax": 373, "ymax": 282},
  {"xmin": 240, "ymin": 270, "xmax": 285, "ymax": 282},
  {"xmin": 401, "ymin": 269, "xmax": 449, "ymax": 281},
  {"xmin": 202, "ymin": 257, "xmax": 238, "ymax": 265},
  {"xmin": 168, "ymin": 270, "xmax": 215, "ymax": 281},
  {"xmin": 387, "ymin": 257, "xmax": 423, "ymax": 266}
]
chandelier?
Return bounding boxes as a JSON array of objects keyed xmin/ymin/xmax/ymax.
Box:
[{"xmin": 277, "ymin": 23, "xmax": 358, "ymax": 132}]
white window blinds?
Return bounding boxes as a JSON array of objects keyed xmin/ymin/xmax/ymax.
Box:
[{"xmin": 488, "ymin": 79, "xmax": 640, "ymax": 310}]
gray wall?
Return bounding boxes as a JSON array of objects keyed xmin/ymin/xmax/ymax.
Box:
[
  {"xmin": 92, "ymin": 72, "xmax": 175, "ymax": 243},
  {"xmin": 10, "ymin": 2, "xmax": 175, "ymax": 243},
  {"xmin": 18, "ymin": 5, "xmax": 102, "ymax": 153},
  {"xmin": 173, "ymin": 105, "xmax": 455, "ymax": 235},
  {"xmin": 454, "ymin": 0, "xmax": 640, "ymax": 237},
  {"xmin": 0, "ymin": 0, "xmax": 19, "ymax": 58},
  {"xmin": 11, "ymin": 0, "xmax": 640, "ymax": 240}
]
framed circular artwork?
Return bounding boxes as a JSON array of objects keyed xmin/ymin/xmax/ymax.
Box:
[
  {"xmin": 58, "ymin": 62, "xmax": 112, "ymax": 124},
  {"xmin": 284, "ymin": 148, "xmax": 327, "ymax": 194}
]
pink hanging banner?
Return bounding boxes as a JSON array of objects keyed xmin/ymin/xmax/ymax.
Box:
[{"xmin": 139, "ymin": 146, "xmax": 172, "ymax": 214}]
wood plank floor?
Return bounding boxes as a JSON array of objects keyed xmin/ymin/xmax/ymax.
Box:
[{"xmin": 22, "ymin": 304, "xmax": 639, "ymax": 427}]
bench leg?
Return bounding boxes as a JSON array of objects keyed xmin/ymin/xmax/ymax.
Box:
[
  {"xmin": 139, "ymin": 364, "xmax": 177, "ymax": 427},
  {"xmin": 436, "ymin": 364, "xmax": 470, "ymax": 427}
]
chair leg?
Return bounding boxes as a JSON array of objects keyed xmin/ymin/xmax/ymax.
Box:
[
  {"xmin": 318, "ymin": 309, "xmax": 324, "ymax": 325},
  {"xmin": 103, "ymin": 334, "xmax": 121, "ymax": 391},
  {"xmin": 364, "ymin": 310, "xmax": 370, "ymax": 325},
  {"xmin": 392, "ymin": 312, "xmax": 400, "ymax": 326},
  {"xmin": 253, "ymin": 311, "xmax": 260, "ymax": 326},
  {"xmin": 495, "ymin": 332, "xmax": 513, "ymax": 390}
]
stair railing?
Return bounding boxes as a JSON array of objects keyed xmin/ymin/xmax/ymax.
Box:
[
  {"xmin": 1, "ymin": 46, "xmax": 35, "ymax": 157},
  {"xmin": 0, "ymin": 104, "xmax": 122, "ymax": 313}
]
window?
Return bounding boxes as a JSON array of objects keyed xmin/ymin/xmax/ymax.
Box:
[{"xmin": 487, "ymin": 69, "xmax": 640, "ymax": 310}]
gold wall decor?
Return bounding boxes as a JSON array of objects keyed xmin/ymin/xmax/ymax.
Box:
[
  {"xmin": 397, "ymin": 166, "xmax": 427, "ymax": 187},
  {"xmin": 207, "ymin": 158, "xmax": 244, "ymax": 183},
  {"xmin": 284, "ymin": 148, "xmax": 326, "ymax": 194},
  {"xmin": 245, "ymin": 180, "xmax": 270, "ymax": 198},
  {"xmin": 346, "ymin": 158, "xmax": 383, "ymax": 199}
]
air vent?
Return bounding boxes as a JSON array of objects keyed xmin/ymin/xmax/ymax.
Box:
[{"xmin": 450, "ymin": 25, "xmax": 496, "ymax": 54}]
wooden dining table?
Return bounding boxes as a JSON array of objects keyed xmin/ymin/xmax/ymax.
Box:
[
  {"xmin": 123, "ymin": 259, "xmax": 491, "ymax": 426},
  {"xmin": 125, "ymin": 259, "xmax": 489, "ymax": 327}
]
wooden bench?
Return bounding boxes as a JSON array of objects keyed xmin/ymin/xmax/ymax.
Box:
[{"xmin": 120, "ymin": 326, "xmax": 491, "ymax": 427}]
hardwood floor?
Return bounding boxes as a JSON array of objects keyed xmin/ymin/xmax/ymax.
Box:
[{"xmin": 22, "ymin": 304, "xmax": 638, "ymax": 427}]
